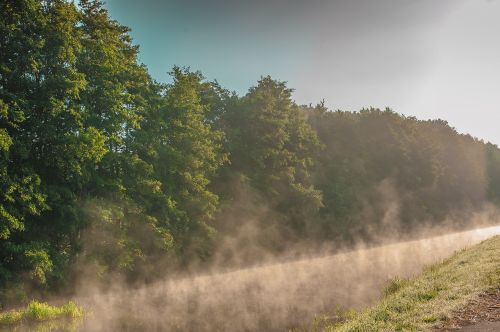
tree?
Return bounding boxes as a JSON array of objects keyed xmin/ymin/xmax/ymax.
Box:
[
  {"xmin": 128, "ymin": 67, "xmax": 227, "ymax": 264},
  {"xmin": 218, "ymin": 77, "xmax": 322, "ymax": 241}
]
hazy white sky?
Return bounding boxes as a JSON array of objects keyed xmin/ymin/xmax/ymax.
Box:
[{"xmin": 104, "ymin": 0, "xmax": 500, "ymax": 145}]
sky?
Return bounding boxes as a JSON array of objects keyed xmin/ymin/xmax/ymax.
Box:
[{"xmin": 103, "ymin": 0, "xmax": 500, "ymax": 145}]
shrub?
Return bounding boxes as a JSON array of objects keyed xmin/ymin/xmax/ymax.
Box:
[{"xmin": 0, "ymin": 300, "xmax": 83, "ymax": 326}]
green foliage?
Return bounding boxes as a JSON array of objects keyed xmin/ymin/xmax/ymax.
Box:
[
  {"xmin": 486, "ymin": 143, "xmax": 500, "ymax": 203},
  {"xmin": 124, "ymin": 67, "xmax": 228, "ymax": 265},
  {"xmin": 307, "ymin": 107, "xmax": 493, "ymax": 241},
  {"xmin": 229, "ymin": 77, "xmax": 321, "ymax": 212},
  {"xmin": 2, "ymin": 0, "xmax": 500, "ymax": 304},
  {"xmin": 0, "ymin": 0, "xmax": 166, "ymax": 288},
  {"xmin": 24, "ymin": 249, "xmax": 53, "ymax": 284},
  {"xmin": 0, "ymin": 300, "xmax": 83, "ymax": 326},
  {"xmin": 216, "ymin": 76, "xmax": 322, "ymax": 247}
]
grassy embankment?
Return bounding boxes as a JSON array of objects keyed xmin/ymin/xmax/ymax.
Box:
[
  {"xmin": 317, "ymin": 235, "xmax": 500, "ymax": 331},
  {"xmin": 0, "ymin": 300, "xmax": 83, "ymax": 327}
]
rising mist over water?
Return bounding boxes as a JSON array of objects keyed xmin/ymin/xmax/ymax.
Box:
[{"xmin": 64, "ymin": 225, "xmax": 500, "ymax": 332}]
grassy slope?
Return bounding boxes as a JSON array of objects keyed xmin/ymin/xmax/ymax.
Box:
[
  {"xmin": 324, "ymin": 235, "xmax": 500, "ymax": 331},
  {"xmin": 0, "ymin": 300, "xmax": 83, "ymax": 327}
]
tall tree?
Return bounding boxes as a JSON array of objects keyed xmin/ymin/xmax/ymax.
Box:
[
  {"xmin": 219, "ymin": 77, "xmax": 322, "ymax": 240},
  {"xmin": 128, "ymin": 67, "xmax": 227, "ymax": 264}
]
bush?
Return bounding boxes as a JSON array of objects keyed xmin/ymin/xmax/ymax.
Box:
[{"xmin": 0, "ymin": 300, "xmax": 83, "ymax": 326}]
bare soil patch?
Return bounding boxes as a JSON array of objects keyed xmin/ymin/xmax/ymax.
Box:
[{"xmin": 437, "ymin": 289, "xmax": 500, "ymax": 331}]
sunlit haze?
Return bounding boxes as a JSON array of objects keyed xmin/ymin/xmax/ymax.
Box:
[{"xmin": 104, "ymin": 0, "xmax": 500, "ymax": 145}]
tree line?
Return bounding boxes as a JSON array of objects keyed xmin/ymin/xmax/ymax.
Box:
[{"xmin": 1, "ymin": 0, "xmax": 499, "ymax": 303}]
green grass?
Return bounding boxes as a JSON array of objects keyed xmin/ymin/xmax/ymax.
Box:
[
  {"xmin": 324, "ymin": 235, "xmax": 500, "ymax": 331},
  {"xmin": 0, "ymin": 300, "xmax": 84, "ymax": 327}
]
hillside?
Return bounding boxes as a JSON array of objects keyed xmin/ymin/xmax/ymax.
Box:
[{"xmin": 319, "ymin": 235, "xmax": 500, "ymax": 331}]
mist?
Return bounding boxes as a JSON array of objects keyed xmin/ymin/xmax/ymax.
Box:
[{"xmin": 66, "ymin": 224, "xmax": 500, "ymax": 331}]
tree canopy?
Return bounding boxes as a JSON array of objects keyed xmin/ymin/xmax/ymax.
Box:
[{"xmin": 1, "ymin": 0, "xmax": 500, "ymax": 304}]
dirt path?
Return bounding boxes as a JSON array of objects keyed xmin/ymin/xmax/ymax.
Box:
[
  {"xmin": 459, "ymin": 321, "xmax": 500, "ymax": 332},
  {"xmin": 439, "ymin": 290, "xmax": 500, "ymax": 331}
]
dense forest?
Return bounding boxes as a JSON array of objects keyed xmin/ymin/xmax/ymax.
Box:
[{"xmin": 1, "ymin": 0, "xmax": 500, "ymax": 305}]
